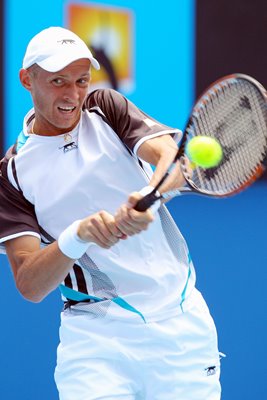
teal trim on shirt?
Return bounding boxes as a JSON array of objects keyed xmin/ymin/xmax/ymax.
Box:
[
  {"xmin": 180, "ymin": 252, "xmax": 192, "ymax": 312},
  {"xmin": 16, "ymin": 130, "xmax": 29, "ymax": 152},
  {"xmin": 59, "ymin": 284, "xmax": 102, "ymax": 302},
  {"xmin": 112, "ymin": 297, "xmax": 146, "ymax": 323},
  {"xmin": 59, "ymin": 285, "xmax": 146, "ymax": 323}
]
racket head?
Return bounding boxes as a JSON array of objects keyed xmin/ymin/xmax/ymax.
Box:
[{"xmin": 178, "ymin": 73, "xmax": 267, "ymax": 197}]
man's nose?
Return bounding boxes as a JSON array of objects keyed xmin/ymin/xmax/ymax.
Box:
[{"xmin": 62, "ymin": 83, "xmax": 79, "ymax": 102}]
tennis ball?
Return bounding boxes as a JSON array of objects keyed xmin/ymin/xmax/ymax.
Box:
[{"xmin": 186, "ymin": 136, "xmax": 223, "ymax": 168}]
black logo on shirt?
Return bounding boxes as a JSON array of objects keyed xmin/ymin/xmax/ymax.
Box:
[{"xmin": 59, "ymin": 142, "xmax": 78, "ymax": 153}]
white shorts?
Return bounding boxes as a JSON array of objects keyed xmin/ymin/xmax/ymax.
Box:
[{"xmin": 55, "ymin": 289, "xmax": 221, "ymax": 400}]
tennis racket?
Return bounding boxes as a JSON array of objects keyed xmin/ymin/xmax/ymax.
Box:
[{"xmin": 135, "ymin": 73, "xmax": 267, "ymax": 212}]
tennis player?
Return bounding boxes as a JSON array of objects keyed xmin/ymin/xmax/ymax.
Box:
[{"xmin": 0, "ymin": 27, "xmax": 221, "ymax": 399}]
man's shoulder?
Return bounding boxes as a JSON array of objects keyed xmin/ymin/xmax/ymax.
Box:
[
  {"xmin": 84, "ymin": 88, "xmax": 125, "ymax": 111},
  {"xmin": 0, "ymin": 144, "xmax": 17, "ymax": 179}
]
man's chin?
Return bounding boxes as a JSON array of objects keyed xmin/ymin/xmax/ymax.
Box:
[{"xmin": 57, "ymin": 118, "xmax": 80, "ymax": 133}]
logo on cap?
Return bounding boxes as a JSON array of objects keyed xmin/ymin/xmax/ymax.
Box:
[{"xmin": 57, "ymin": 39, "xmax": 76, "ymax": 45}]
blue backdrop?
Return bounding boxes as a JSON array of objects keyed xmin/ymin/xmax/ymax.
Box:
[{"xmin": 1, "ymin": 0, "xmax": 267, "ymax": 399}]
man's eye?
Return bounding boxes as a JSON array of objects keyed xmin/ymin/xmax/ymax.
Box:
[
  {"xmin": 78, "ymin": 78, "xmax": 89, "ymax": 85},
  {"xmin": 53, "ymin": 78, "xmax": 63, "ymax": 85}
]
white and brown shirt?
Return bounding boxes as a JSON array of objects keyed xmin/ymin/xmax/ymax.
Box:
[{"xmin": 0, "ymin": 89, "xmax": 195, "ymax": 322}]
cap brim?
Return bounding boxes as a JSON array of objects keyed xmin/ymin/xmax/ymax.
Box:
[{"xmin": 37, "ymin": 50, "xmax": 100, "ymax": 72}]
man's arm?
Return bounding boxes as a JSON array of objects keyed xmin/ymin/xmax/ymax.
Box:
[
  {"xmin": 137, "ymin": 134, "xmax": 185, "ymax": 192},
  {"xmin": 5, "ymin": 236, "xmax": 74, "ymax": 302},
  {"xmin": 114, "ymin": 134, "xmax": 186, "ymax": 234},
  {"xmin": 5, "ymin": 211, "xmax": 125, "ymax": 303}
]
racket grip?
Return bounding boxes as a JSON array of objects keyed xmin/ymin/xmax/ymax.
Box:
[{"xmin": 135, "ymin": 192, "xmax": 160, "ymax": 212}]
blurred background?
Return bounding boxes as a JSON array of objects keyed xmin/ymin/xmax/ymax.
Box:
[{"xmin": 0, "ymin": 0, "xmax": 266, "ymax": 399}]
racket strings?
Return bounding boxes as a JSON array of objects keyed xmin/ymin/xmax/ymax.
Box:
[{"xmin": 186, "ymin": 78, "xmax": 267, "ymax": 195}]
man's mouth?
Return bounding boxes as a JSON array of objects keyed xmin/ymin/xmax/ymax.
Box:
[{"xmin": 58, "ymin": 106, "xmax": 76, "ymax": 113}]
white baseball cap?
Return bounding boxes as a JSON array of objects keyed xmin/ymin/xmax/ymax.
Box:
[{"xmin": 22, "ymin": 26, "xmax": 100, "ymax": 72}]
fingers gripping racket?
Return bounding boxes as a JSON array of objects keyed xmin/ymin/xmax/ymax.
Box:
[{"xmin": 135, "ymin": 74, "xmax": 267, "ymax": 212}]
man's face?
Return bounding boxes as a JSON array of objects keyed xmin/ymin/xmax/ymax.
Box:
[{"xmin": 21, "ymin": 59, "xmax": 91, "ymax": 135}]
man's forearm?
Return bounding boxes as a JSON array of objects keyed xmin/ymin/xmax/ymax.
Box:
[{"xmin": 10, "ymin": 241, "xmax": 75, "ymax": 303}]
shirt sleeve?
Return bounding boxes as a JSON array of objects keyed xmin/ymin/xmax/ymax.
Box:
[
  {"xmin": 83, "ymin": 89, "xmax": 182, "ymax": 154},
  {"xmin": 0, "ymin": 154, "xmax": 40, "ymax": 252}
]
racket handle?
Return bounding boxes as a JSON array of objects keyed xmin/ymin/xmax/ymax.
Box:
[{"xmin": 135, "ymin": 192, "xmax": 160, "ymax": 212}]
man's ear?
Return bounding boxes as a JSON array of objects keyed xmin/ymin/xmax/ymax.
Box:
[{"xmin": 19, "ymin": 69, "xmax": 32, "ymax": 91}]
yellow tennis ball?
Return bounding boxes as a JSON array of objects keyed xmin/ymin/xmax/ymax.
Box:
[{"xmin": 186, "ymin": 136, "xmax": 223, "ymax": 168}]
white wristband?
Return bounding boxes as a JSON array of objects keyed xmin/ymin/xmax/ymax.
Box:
[
  {"xmin": 139, "ymin": 185, "xmax": 161, "ymax": 214},
  {"xmin": 58, "ymin": 220, "xmax": 89, "ymax": 260}
]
